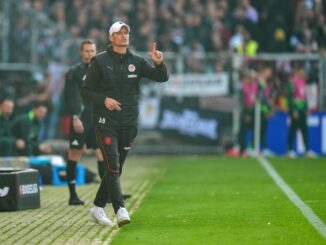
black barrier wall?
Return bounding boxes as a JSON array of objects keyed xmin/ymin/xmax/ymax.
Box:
[{"xmin": 0, "ymin": 169, "xmax": 40, "ymax": 211}]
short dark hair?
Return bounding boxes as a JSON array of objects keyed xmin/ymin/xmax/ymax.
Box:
[
  {"xmin": 32, "ymin": 101, "xmax": 50, "ymax": 110},
  {"xmin": 0, "ymin": 96, "xmax": 14, "ymax": 105},
  {"xmin": 80, "ymin": 39, "xmax": 95, "ymax": 51}
]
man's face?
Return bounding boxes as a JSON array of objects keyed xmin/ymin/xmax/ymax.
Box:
[
  {"xmin": 0, "ymin": 99, "xmax": 14, "ymax": 117},
  {"xmin": 34, "ymin": 106, "xmax": 48, "ymax": 121},
  {"xmin": 109, "ymin": 26, "xmax": 130, "ymax": 47},
  {"xmin": 80, "ymin": 43, "xmax": 96, "ymax": 64}
]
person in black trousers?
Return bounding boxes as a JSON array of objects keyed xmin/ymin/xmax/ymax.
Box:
[
  {"xmin": 81, "ymin": 21, "xmax": 168, "ymax": 227},
  {"xmin": 286, "ymin": 66, "xmax": 317, "ymax": 158},
  {"xmin": 63, "ymin": 39, "xmax": 106, "ymax": 205}
]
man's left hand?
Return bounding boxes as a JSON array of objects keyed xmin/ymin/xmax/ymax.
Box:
[{"xmin": 149, "ymin": 42, "xmax": 164, "ymax": 65}]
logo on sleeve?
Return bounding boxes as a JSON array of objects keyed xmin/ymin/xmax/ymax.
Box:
[{"xmin": 128, "ymin": 64, "xmax": 136, "ymax": 72}]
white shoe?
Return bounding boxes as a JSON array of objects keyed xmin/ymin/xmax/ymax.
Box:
[
  {"xmin": 90, "ymin": 206, "xmax": 112, "ymax": 226},
  {"xmin": 116, "ymin": 207, "xmax": 130, "ymax": 227},
  {"xmin": 262, "ymin": 149, "xmax": 274, "ymax": 157},
  {"xmin": 287, "ymin": 150, "xmax": 297, "ymax": 158},
  {"xmin": 248, "ymin": 148, "xmax": 257, "ymax": 158},
  {"xmin": 306, "ymin": 150, "xmax": 318, "ymax": 158}
]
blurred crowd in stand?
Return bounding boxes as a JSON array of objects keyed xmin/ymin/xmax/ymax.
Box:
[
  {"xmin": 0, "ymin": 0, "xmax": 325, "ymax": 157},
  {"xmin": 2, "ymin": 0, "xmax": 326, "ymax": 70}
]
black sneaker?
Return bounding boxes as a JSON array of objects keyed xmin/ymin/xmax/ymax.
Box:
[
  {"xmin": 69, "ymin": 197, "xmax": 85, "ymax": 205},
  {"xmin": 123, "ymin": 194, "xmax": 132, "ymax": 200},
  {"xmin": 107, "ymin": 194, "xmax": 132, "ymax": 204}
]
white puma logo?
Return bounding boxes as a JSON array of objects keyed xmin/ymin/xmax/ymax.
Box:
[
  {"xmin": 107, "ymin": 66, "xmax": 113, "ymax": 71},
  {"xmin": 0, "ymin": 187, "xmax": 9, "ymax": 197}
]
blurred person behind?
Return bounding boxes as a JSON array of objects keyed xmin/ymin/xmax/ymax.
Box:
[
  {"xmin": 259, "ymin": 0, "xmax": 292, "ymax": 52},
  {"xmin": 257, "ymin": 65, "xmax": 274, "ymax": 156},
  {"xmin": 237, "ymin": 69, "xmax": 258, "ymax": 157},
  {"xmin": 290, "ymin": 20, "xmax": 319, "ymax": 53},
  {"xmin": 11, "ymin": 102, "xmax": 51, "ymax": 156},
  {"xmin": 63, "ymin": 39, "xmax": 105, "ymax": 206},
  {"xmin": 0, "ymin": 97, "xmax": 25, "ymax": 156},
  {"xmin": 229, "ymin": 24, "xmax": 246, "ymax": 52},
  {"xmin": 234, "ymin": 30, "xmax": 259, "ymax": 56},
  {"xmin": 286, "ymin": 66, "xmax": 317, "ymax": 158},
  {"xmin": 315, "ymin": 12, "xmax": 326, "ymax": 53},
  {"xmin": 231, "ymin": 0, "xmax": 257, "ymax": 37},
  {"xmin": 264, "ymin": 14, "xmax": 290, "ymax": 53},
  {"xmin": 238, "ymin": 0, "xmax": 259, "ymax": 24},
  {"xmin": 44, "ymin": 58, "xmax": 67, "ymax": 139},
  {"xmin": 16, "ymin": 72, "xmax": 50, "ymax": 113}
]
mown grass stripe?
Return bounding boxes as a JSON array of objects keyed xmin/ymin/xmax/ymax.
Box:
[
  {"xmin": 3, "ymin": 209, "xmax": 57, "ymax": 244},
  {"xmin": 35, "ymin": 187, "xmax": 96, "ymax": 244},
  {"xmin": 10, "ymin": 205, "xmax": 74, "ymax": 244},
  {"xmin": 0, "ymin": 157, "xmax": 169, "ymax": 244},
  {"xmin": 11, "ymin": 187, "xmax": 86, "ymax": 244},
  {"xmin": 258, "ymin": 157, "xmax": 326, "ymax": 240}
]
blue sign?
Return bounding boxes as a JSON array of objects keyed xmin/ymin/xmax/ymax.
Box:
[{"xmin": 267, "ymin": 112, "xmax": 326, "ymax": 156}]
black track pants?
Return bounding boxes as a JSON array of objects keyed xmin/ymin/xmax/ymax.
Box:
[{"xmin": 93, "ymin": 124, "xmax": 137, "ymax": 213}]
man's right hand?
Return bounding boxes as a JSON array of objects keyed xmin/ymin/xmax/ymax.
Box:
[
  {"xmin": 73, "ymin": 117, "xmax": 84, "ymax": 133},
  {"xmin": 104, "ymin": 97, "xmax": 121, "ymax": 111}
]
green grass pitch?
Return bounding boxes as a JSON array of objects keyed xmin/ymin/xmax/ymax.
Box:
[{"xmin": 1, "ymin": 156, "xmax": 325, "ymax": 244}]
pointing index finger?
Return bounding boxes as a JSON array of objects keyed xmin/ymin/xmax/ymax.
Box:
[{"xmin": 152, "ymin": 42, "xmax": 157, "ymax": 53}]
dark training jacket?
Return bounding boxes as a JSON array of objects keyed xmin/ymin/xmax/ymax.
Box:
[
  {"xmin": 11, "ymin": 111, "xmax": 41, "ymax": 155},
  {"xmin": 64, "ymin": 62, "xmax": 93, "ymax": 123},
  {"xmin": 81, "ymin": 45, "xmax": 168, "ymax": 127},
  {"xmin": 0, "ymin": 112, "xmax": 16, "ymax": 156}
]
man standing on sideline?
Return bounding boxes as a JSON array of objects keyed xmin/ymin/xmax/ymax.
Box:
[
  {"xmin": 64, "ymin": 39, "xmax": 105, "ymax": 205},
  {"xmin": 257, "ymin": 65, "xmax": 274, "ymax": 156},
  {"xmin": 81, "ymin": 21, "xmax": 168, "ymax": 227},
  {"xmin": 237, "ymin": 70, "xmax": 258, "ymax": 157},
  {"xmin": 286, "ymin": 66, "xmax": 317, "ymax": 158}
]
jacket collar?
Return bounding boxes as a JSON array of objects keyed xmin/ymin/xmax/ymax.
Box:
[{"xmin": 107, "ymin": 45, "xmax": 130, "ymax": 61}]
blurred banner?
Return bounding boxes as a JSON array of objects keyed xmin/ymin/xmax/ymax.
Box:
[
  {"xmin": 156, "ymin": 97, "xmax": 233, "ymax": 145},
  {"xmin": 138, "ymin": 97, "xmax": 161, "ymax": 129},
  {"xmin": 306, "ymin": 83, "xmax": 319, "ymax": 111},
  {"xmin": 163, "ymin": 73, "xmax": 229, "ymax": 96},
  {"xmin": 267, "ymin": 111, "xmax": 326, "ymax": 155}
]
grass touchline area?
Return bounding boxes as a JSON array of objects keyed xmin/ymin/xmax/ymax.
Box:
[{"xmin": 1, "ymin": 156, "xmax": 325, "ymax": 245}]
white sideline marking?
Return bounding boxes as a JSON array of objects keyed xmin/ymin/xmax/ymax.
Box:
[
  {"xmin": 258, "ymin": 157, "xmax": 326, "ymax": 240},
  {"xmin": 103, "ymin": 181, "xmax": 151, "ymax": 245}
]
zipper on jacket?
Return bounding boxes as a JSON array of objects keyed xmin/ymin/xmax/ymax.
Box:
[{"xmin": 119, "ymin": 55, "xmax": 124, "ymax": 124}]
